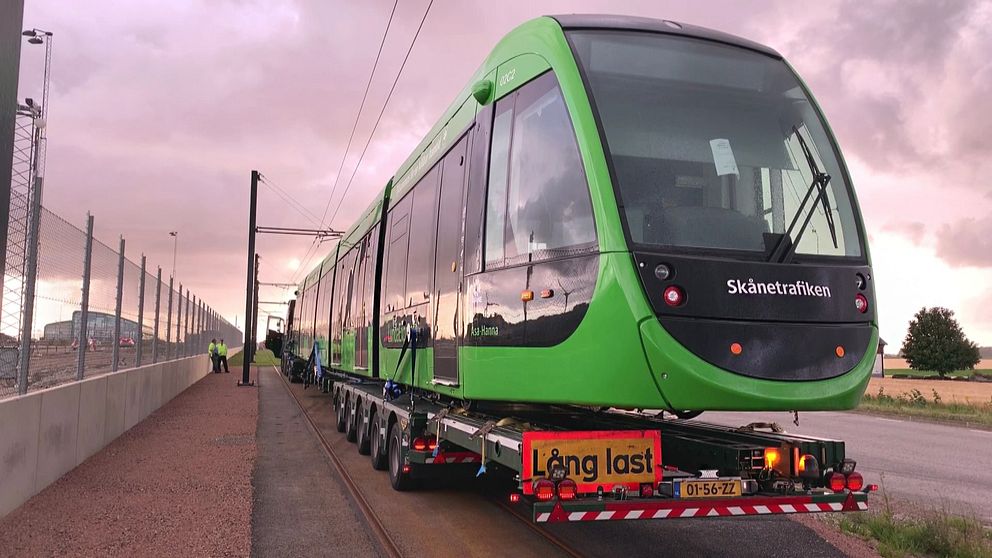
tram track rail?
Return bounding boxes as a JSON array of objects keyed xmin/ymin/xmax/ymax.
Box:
[{"xmin": 270, "ymin": 364, "xmax": 588, "ymax": 558}]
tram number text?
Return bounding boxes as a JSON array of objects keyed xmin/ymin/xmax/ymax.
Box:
[{"xmin": 498, "ymin": 68, "xmax": 517, "ymax": 87}]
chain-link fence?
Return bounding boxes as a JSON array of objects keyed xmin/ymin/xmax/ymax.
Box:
[{"xmin": 0, "ymin": 206, "xmax": 242, "ymax": 399}]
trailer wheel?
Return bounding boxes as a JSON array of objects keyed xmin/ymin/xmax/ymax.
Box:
[
  {"xmin": 334, "ymin": 391, "xmax": 347, "ymax": 433},
  {"xmin": 356, "ymin": 401, "xmax": 371, "ymax": 455},
  {"xmin": 388, "ymin": 422, "xmax": 415, "ymax": 491},
  {"xmin": 369, "ymin": 410, "xmax": 388, "ymax": 470},
  {"xmin": 345, "ymin": 396, "xmax": 358, "ymax": 443}
]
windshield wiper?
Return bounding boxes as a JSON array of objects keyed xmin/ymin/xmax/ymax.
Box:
[{"xmin": 768, "ymin": 126, "xmax": 838, "ymax": 263}]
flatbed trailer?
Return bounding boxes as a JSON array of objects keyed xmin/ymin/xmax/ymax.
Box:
[{"xmin": 320, "ymin": 373, "xmax": 872, "ymax": 524}]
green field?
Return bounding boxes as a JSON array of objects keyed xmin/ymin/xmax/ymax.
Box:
[
  {"xmin": 229, "ymin": 349, "xmax": 279, "ymax": 367},
  {"xmin": 885, "ymin": 368, "xmax": 976, "ymax": 379}
]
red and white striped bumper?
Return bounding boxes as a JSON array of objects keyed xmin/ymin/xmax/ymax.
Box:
[
  {"xmin": 422, "ymin": 451, "xmax": 481, "ymax": 465},
  {"xmin": 532, "ymin": 493, "xmax": 869, "ymax": 523}
]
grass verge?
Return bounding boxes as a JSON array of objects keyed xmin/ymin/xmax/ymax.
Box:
[
  {"xmin": 858, "ymin": 386, "xmax": 992, "ymax": 428},
  {"xmin": 885, "ymin": 368, "xmax": 977, "ymax": 379},
  {"xmin": 837, "ymin": 509, "xmax": 992, "ymax": 558},
  {"xmin": 228, "ymin": 348, "xmax": 279, "ymax": 367}
]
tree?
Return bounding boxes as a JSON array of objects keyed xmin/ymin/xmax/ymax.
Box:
[{"xmin": 900, "ymin": 307, "xmax": 981, "ymax": 377}]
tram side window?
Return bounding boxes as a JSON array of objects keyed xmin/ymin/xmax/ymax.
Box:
[
  {"xmin": 485, "ymin": 71, "xmax": 596, "ymax": 268},
  {"xmin": 405, "ymin": 168, "xmax": 440, "ymax": 308},
  {"xmin": 383, "ymin": 194, "xmax": 412, "ymax": 313}
]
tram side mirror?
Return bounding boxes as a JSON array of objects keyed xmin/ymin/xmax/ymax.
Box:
[{"xmin": 472, "ymin": 79, "xmax": 494, "ymax": 106}]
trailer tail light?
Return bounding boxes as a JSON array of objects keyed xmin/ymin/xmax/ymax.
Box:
[
  {"xmin": 828, "ymin": 472, "xmax": 846, "ymax": 492},
  {"xmin": 663, "ymin": 286, "xmax": 685, "ymax": 307},
  {"xmin": 845, "ymin": 472, "xmax": 864, "ymax": 492},
  {"xmin": 798, "ymin": 454, "xmax": 819, "ymax": 478},
  {"xmin": 533, "ymin": 479, "xmax": 556, "ymax": 502},
  {"xmin": 855, "ymin": 293, "xmax": 868, "ymax": 313},
  {"xmin": 412, "ymin": 437, "xmax": 428, "ymax": 452},
  {"xmin": 763, "ymin": 448, "xmax": 782, "ymax": 470},
  {"xmin": 557, "ymin": 479, "xmax": 577, "ymax": 501}
]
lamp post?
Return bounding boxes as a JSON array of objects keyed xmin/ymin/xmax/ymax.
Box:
[{"xmin": 169, "ymin": 230, "xmax": 178, "ymax": 279}]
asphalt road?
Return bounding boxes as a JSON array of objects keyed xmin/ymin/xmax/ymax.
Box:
[
  {"xmin": 266, "ymin": 369, "xmax": 854, "ymax": 558},
  {"xmin": 702, "ymin": 411, "xmax": 992, "ymax": 523}
]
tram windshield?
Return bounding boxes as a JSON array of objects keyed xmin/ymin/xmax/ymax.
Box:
[{"xmin": 567, "ymin": 30, "xmax": 864, "ymax": 259}]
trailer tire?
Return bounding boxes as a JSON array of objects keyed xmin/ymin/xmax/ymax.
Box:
[
  {"xmin": 345, "ymin": 396, "xmax": 358, "ymax": 443},
  {"xmin": 369, "ymin": 410, "xmax": 388, "ymax": 470},
  {"xmin": 334, "ymin": 391, "xmax": 347, "ymax": 433},
  {"xmin": 356, "ymin": 401, "xmax": 371, "ymax": 455},
  {"xmin": 388, "ymin": 422, "xmax": 415, "ymax": 491}
]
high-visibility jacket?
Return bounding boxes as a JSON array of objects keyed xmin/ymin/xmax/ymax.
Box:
[
  {"xmin": 208, "ymin": 342, "xmax": 216, "ymax": 356},
  {"xmin": 217, "ymin": 343, "xmax": 228, "ymax": 357}
]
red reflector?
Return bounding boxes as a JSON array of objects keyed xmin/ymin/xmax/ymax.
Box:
[
  {"xmin": 663, "ymin": 285, "xmax": 685, "ymax": 307},
  {"xmin": 846, "ymin": 471, "xmax": 864, "ymax": 492},
  {"xmin": 533, "ymin": 479, "xmax": 555, "ymax": 502},
  {"xmin": 640, "ymin": 483, "xmax": 655, "ymax": 498},
  {"xmin": 509, "ymin": 493, "xmax": 521, "ymax": 504},
  {"xmin": 402, "ymin": 465, "xmax": 411, "ymax": 474},
  {"xmin": 412, "ymin": 437, "xmax": 428, "ymax": 452},
  {"xmin": 828, "ymin": 472, "xmax": 846, "ymax": 492},
  {"xmin": 855, "ymin": 293, "xmax": 868, "ymax": 313},
  {"xmin": 557, "ymin": 479, "xmax": 577, "ymax": 501},
  {"xmin": 867, "ymin": 484, "xmax": 879, "ymax": 492}
]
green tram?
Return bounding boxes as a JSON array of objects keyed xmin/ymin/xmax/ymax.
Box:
[{"xmin": 287, "ymin": 15, "xmax": 877, "ymax": 413}]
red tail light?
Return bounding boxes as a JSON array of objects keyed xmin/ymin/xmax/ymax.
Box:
[
  {"xmin": 509, "ymin": 493, "xmax": 521, "ymax": 504},
  {"xmin": 412, "ymin": 437, "xmax": 428, "ymax": 452},
  {"xmin": 533, "ymin": 479, "xmax": 556, "ymax": 502},
  {"xmin": 855, "ymin": 293, "xmax": 868, "ymax": 313},
  {"xmin": 640, "ymin": 483, "xmax": 655, "ymax": 498},
  {"xmin": 828, "ymin": 472, "xmax": 846, "ymax": 492},
  {"xmin": 427, "ymin": 436, "xmax": 437, "ymax": 452},
  {"xmin": 663, "ymin": 286, "xmax": 685, "ymax": 307},
  {"xmin": 557, "ymin": 479, "xmax": 577, "ymax": 501},
  {"xmin": 845, "ymin": 471, "xmax": 864, "ymax": 491}
]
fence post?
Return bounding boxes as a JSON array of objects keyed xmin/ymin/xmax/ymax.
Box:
[
  {"xmin": 176, "ymin": 283, "xmax": 182, "ymax": 360},
  {"xmin": 152, "ymin": 267, "xmax": 161, "ymax": 363},
  {"xmin": 111, "ymin": 236, "xmax": 125, "ymax": 372},
  {"xmin": 165, "ymin": 276, "xmax": 173, "ymax": 360},
  {"xmin": 136, "ymin": 254, "xmax": 146, "ymax": 367},
  {"xmin": 76, "ymin": 213, "xmax": 94, "ymax": 381},
  {"xmin": 16, "ymin": 169, "xmax": 44, "ymax": 394},
  {"xmin": 186, "ymin": 295, "xmax": 200, "ymax": 356}
]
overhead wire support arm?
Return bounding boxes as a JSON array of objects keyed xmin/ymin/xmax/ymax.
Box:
[{"xmin": 255, "ymin": 226, "xmax": 343, "ymax": 238}]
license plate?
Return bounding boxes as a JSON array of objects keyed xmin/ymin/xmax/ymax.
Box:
[{"xmin": 675, "ymin": 479, "xmax": 742, "ymax": 499}]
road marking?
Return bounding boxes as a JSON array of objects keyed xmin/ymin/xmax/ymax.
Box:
[{"xmin": 968, "ymin": 429, "xmax": 992, "ymax": 435}]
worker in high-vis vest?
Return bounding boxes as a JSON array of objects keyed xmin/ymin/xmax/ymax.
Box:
[
  {"xmin": 208, "ymin": 339, "xmax": 220, "ymax": 373},
  {"xmin": 217, "ymin": 339, "xmax": 229, "ymax": 373}
]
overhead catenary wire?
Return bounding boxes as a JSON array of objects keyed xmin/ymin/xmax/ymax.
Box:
[
  {"xmin": 258, "ymin": 173, "xmax": 323, "ymax": 228},
  {"xmin": 325, "ymin": 0, "xmax": 434, "ymax": 228},
  {"xmin": 318, "ymin": 0, "xmax": 400, "ymax": 227}
]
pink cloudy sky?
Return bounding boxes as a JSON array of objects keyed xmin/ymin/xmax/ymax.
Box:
[{"xmin": 17, "ymin": 0, "xmax": 992, "ymax": 347}]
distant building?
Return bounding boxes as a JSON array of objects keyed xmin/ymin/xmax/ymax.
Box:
[
  {"xmin": 42, "ymin": 311, "xmax": 142, "ymax": 343},
  {"xmin": 872, "ymin": 338, "xmax": 887, "ymax": 377}
]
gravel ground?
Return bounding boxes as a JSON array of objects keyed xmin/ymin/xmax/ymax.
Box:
[{"xmin": 0, "ymin": 371, "xmax": 258, "ymax": 557}]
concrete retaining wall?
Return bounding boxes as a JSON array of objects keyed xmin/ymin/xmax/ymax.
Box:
[{"xmin": 0, "ymin": 354, "xmax": 227, "ymax": 517}]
